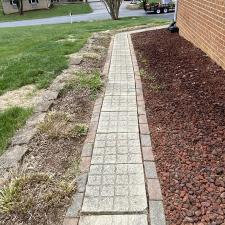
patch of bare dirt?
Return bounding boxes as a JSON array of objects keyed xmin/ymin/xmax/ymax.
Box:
[{"xmin": 132, "ymin": 29, "xmax": 225, "ymax": 225}]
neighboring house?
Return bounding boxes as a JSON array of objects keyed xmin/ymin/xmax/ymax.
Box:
[
  {"xmin": 177, "ymin": 0, "xmax": 225, "ymax": 70},
  {"xmin": 1, "ymin": 0, "xmax": 51, "ymax": 14},
  {"xmin": 52, "ymin": 0, "xmax": 83, "ymax": 3}
]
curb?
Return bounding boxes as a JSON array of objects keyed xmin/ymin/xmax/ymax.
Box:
[
  {"xmin": 127, "ymin": 31, "xmax": 167, "ymax": 225},
  {"xmin": 63, "ymin": 37, "xmax": 114, "ymax": 225}
]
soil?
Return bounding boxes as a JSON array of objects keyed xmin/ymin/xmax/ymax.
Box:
[
  {"xmin": 132, "ymin": 29, "xmax": 225, "ymax": 225},
  {"xmin": 0, "ymin": 31, "xmax": 112, "ymax": 225}
]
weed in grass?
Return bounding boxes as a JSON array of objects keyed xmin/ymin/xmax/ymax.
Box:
[
  {"xmin": 71, "ymin": 123, "xmax": 88, "ymax": 138},
  {"xmin": 0, "ymin": 107, "xmax": 32, "ymax": 155}
]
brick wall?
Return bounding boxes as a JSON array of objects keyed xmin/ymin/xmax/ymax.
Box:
[{"xmin": 177, "ymin": 0, "xmax": 225, "ymax": 70}]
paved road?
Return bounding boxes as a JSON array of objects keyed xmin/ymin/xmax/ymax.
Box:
[{"xmin": 0, "ymin": 1, "xmax": 174, "ymax": 28}]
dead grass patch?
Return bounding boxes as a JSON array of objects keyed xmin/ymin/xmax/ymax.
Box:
[
  {"xmin": 0, "ymin": 173, "xmax": 74, "ymax": 223},
  {"xmin": 82, "ymin": 52, "xmax": 101, "ymax": 60},
  {"xmin": 63, "ymin": 70, "xmax": 103, "ymax": 98},
  {"xmin": 38, "ymin": 111, "xmax": 88, "ymax": 139}
]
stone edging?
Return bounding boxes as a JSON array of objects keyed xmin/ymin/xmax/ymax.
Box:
[
  {"xmin": 0, "ymin": 64, "xmax": 83, "ymax": 180},
  {"xmin": 63, "ymin": 37, "xmax": 114, "ymax": 225},
  {"xmin": 127, "ymin": 29, "xmax": 167, "ymax": 225},
  {"xmin": 0, "ymin": 31, "xmax": 116, "ymax": 183}
]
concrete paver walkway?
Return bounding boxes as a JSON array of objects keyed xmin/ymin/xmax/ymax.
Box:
[
  {"xmin": 79, "ymin": 33, "xmax": 149, "ymax": 224},
  {"xmin": 62, "ymin": 27, "xmax": 168, "ymax": 225}
]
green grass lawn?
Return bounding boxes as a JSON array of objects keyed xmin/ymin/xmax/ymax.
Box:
[
  {"xmin": 0, "ymin": 3, "xmax": 92, "ymax": 22},
  {"xmin": 0, "ymin": 107, "xmax": 32, "ymax": 155},
  {"xmin": 0, "ymin": 17, "xmax": 169, "ymax": 95}
]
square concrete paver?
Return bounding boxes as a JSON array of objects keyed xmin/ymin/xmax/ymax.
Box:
[
  {"xmin": 79, "ymin": 215, "xmax": 148, "ymax": 225},
  {"xmin": 105, "ymin": 83, "xmax": 136, "ymax": 96},
  {"xmin": 82, "ymin": 163, "xmax": 147, "ymax": 213},
  {"xmin": 101, "ymin": 95, "xmax": 137, "ymax": 112},
  {"xmin": 97, "ymin": 111, "xmax": 138, "ymax": 133},
  {"xmin": 108, "ymin": 73, "xmax": 135, "ymax": 84},
  {"xmin": 91, "ymin": 133, "xmax": 142, "ymax": 164}
]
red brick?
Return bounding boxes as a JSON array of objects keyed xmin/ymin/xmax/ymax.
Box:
[{"xmin": 177, "ymin": 0, "xmax": 225, "ymax": 70}]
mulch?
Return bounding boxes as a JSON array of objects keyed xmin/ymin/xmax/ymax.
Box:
[{"xmin": 132, "ymin": 29, "xmax": 225, "ymax": 225}]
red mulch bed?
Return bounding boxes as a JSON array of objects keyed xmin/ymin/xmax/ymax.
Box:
[{"xmin": 132, "ymin": 29, "xmax": 225, "ymax": 225}]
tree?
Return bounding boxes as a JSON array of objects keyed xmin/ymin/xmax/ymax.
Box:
[
  {"xmin": 15, "ymin": 0, "xmax": 24, "ymax": 15},
  {"xmin": 102, "ymin": 0, "xmax": 123, "ymax": 20},
  {"xmin": 142, "ymin": 0, "xmax": 147, "ymax": 11}
]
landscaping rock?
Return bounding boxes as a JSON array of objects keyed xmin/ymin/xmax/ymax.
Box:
[
  {"xmin": 11, "ymin": 127, "xmax": 37, "ymax": 146},
  {"xmin": 0, "ymin": 145, "xmax": 28, "ymax": 169},
  {"xmin": 26, "ymin": 113, "xmax": 46, "ymax": 127},
  {"xmin": 35, "ymin": 100, "xmax": 53, "ymax": 112},
  {"xmin": 70, "ymin": 54, "xmax": 83, "ymax": 65},
  {"xmin": 132, "ymin": 29, "xmax": 225, "ymax": 224},
  {"xmin": 42, "ymin": 90, "xmax": 59, "ymax": 101}
]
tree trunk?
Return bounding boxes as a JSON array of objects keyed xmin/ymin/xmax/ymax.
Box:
[
  {"xmin": 103, "ymin": 0, "xmax": 122, "ymax": 20},
  {"xmin": 19, "ymin": 0, "xmax": 23, "ymax": 15}
]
